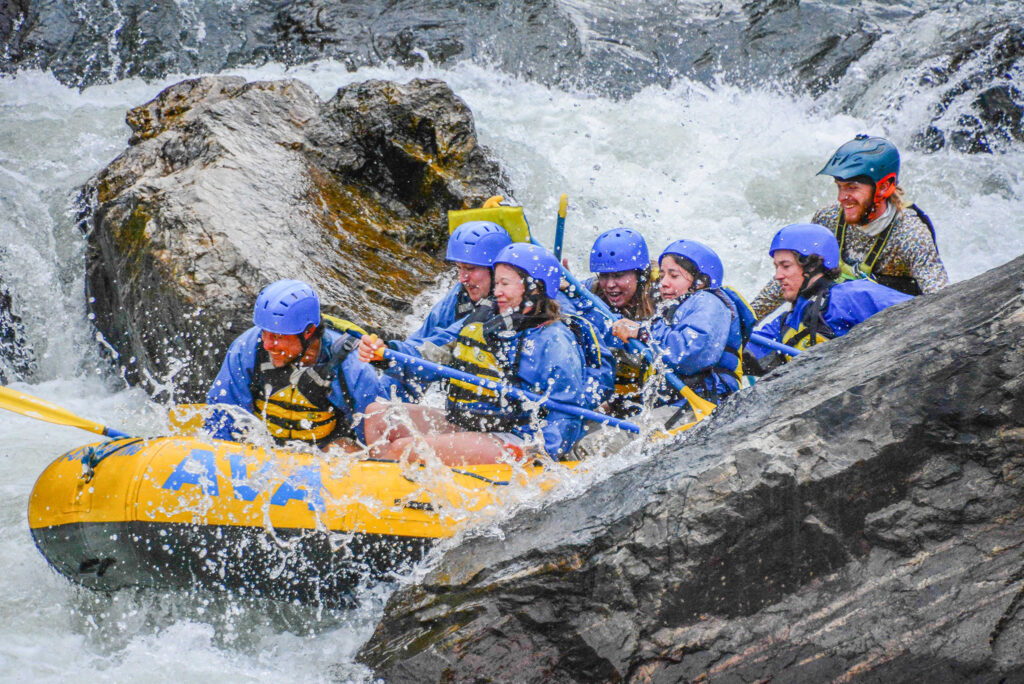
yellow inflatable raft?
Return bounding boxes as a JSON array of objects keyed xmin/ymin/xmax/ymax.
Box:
[{"xmin": 28, "ymin": 435, "xmax": 575, "ymax": 606}]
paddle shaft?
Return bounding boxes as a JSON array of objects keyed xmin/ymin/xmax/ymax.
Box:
[
  {"xmin": 749, "ymin": 333, "xmax": 802, "ymax": 357},
  {"xmin": 553, "ymin": 193, "xmax": 568, "ymax": 260},
  {"xmin": 380, "ymin": 348, "xmax": 641, "ymax": 433},
  {"xmin": 0, "ymin": 385, "xmax": 130, "ymax": 438}
]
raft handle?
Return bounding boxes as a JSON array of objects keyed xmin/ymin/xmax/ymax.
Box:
[
  {"xmin": 79, "ymin": 438, "xmax": 145, "ymax": 482},
  {"xmin": 396, "ymin": 499, "xmax": 436, "ymax": 512},
  {"xmin": 79, "ymin": 446, "xmax": 99, "ymax": 483}
]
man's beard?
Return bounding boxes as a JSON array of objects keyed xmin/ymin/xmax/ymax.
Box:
[{"xmin": 845, "ymin": 198, "xmax": 873, "ymax": 225}]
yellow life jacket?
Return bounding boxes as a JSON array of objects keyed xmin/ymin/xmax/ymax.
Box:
[
  {"xmin": 448, "ymin": 322, "xmax": 505, "ymax": 402},
  {"xmin": 250, "ymin": 317, "xmax": 366, "ymax": 445},
  {"xmin": 446, "ymin": 319, "xmax": 528, "ymax": 432},
  {"xmin": 252, "ymin": 357, "xmax": 339, "ymax": 445},
  {"xmin": 612, "ymin": 347, "xmax": 654, "ymax": 398}
]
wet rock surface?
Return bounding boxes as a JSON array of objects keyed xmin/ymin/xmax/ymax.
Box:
[
  {"xmin": 81, "ymin": 75, "xmax": 509, "ymax": 400},
  {"xmin": 357, "ymin": 255, "xmax": 1024, "ymax": 682},
  {"xmin": 3, "ymin": 1, "xmax": 1022, "ymax": 152}
]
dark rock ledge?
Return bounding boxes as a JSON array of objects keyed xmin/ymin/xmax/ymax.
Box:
[{"xmin": 358, "ymin": 255, "xmax": 1024, "ymax": 683}]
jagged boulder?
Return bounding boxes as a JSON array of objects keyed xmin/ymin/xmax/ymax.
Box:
[
  {"xmin": 357, "ymin": 255, "xmax": 1024, "ymax": 682},
  {"xmin": 80, "ymin": 75, "xmax": 510, "ymax": 400}
]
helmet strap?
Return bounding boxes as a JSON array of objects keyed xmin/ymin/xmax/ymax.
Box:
[
  {"xmin": 798, "ymin": 255, "xmax": 826, "ymax": 297},
  {"xmin": 296, "ymin": 324, "xmax": 322, "ymax": 365},
  {"xmin": 867, "ymin": 173, "xmax": 897, "ymax": 222}
]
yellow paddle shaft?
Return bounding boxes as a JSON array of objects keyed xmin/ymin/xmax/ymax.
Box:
[{"xmin": 0, "ymin": 385, "xmax": 127, "ymax": 438}]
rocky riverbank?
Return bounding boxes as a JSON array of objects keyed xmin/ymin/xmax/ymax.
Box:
[{"xmin": 3, "ymin": 1, "xmax": 1022, "ymax": 153}]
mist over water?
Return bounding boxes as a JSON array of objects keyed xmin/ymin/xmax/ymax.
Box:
[{"xmin": 2, "ymin": 34, "xmax": 1023, "ymax": 682}]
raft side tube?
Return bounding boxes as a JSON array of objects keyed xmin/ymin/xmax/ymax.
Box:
[{"xmin": 29, "ymin": 436, "xmax": 575, "ymax": 603}]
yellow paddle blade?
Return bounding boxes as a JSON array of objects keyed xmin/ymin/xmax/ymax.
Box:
[
  {"xmin": 558, "ymin": 193, "xmax": 568, "ymax": 218},
  {"xmin": 0, "ymin": 385, "xmax": 112, "ymax": 436},
  {"xmin": 448, "ymin": 198, "xmax": 532, "ymax": 243},
  {"xmin": 679, "ymin": 385, "xmax": 716, "ymax": 422},
  {"xmin": 482, "ymin": 195, "xmax": 504, "ymax": 208},
  {"xmin": 650, "ymin": 419, "xmax": 698, "ymax": 442}
]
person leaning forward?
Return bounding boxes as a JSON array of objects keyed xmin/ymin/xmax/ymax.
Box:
[
  {"xmin": 750, "ymin": 134, "xmax": 947, "ymax": 318},
  {"xmin": 204, "ymin": 279, "xmax": 396, "ymax": 449},
  {"xmin": 746, "ymin": 224, "xmax": 912, "ymax": 374}
]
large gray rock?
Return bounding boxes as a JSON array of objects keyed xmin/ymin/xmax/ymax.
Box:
[
  {"xmin": 357, "ymin": 255, "xmax": 1024, "ymax": 682},
  {"xmin": 80, "ymin": 76, "xmax": 510, "ymax": 401},
  {"xmin": 3, "ymin": 1, "xmax": 1022, "ymax": 151}
]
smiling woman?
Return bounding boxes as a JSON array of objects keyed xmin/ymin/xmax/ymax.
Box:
[
  {"xmin": 587, "ymin": 228, "xmax": 656, "ymax": 320},
  {"xmin": 359, "ymin": 243, "xmax": 589, "ymax": 465}
]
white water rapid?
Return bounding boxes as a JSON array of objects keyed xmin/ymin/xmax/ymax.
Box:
[{"xmin": 2, "ymin": 52, "xmax": 1023, "ymax": 680}]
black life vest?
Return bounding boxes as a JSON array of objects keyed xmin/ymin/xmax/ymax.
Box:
[{"xmin": 453, "ymin": 286, "xmax": 477, "ymax": 320}]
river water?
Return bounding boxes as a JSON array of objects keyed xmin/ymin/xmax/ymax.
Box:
[{"xmin": 2, "ymin": 30, "xmax": 1024, "ymax": 683}]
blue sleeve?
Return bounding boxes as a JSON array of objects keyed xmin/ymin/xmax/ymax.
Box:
[
  {"xmin": 415, "ymin": 315, "xmax": 468, "ymax": 349},
  {"xmin": 512, "ymin": 326, "xmax": 585, "ymax": 457},
  {"xmin": 382, "ymin": 335, "xmax": 450, "ymax": 396},
  {"xmin": 407, "ymin": 283, "xmax": 460, "ymax": 346},
  {"xmin": 583, "ymin": 314, "xmax": 616, "ymax": 406},
  {"xmin": 204, "ymin": 328, "xmax": 260, "ymax": 440},
  {"xmin": 560, "ymin": 293, "xmax": 616, "ymax": 405},
  {"xmin": 555, "ymin": 289, "xmax": 581, "ymax": 315},
  {"xmin": 560, "ymin": 276, "xmax": 596, "ymax": 307},
  {"xmin": 826, "ymin": 282, "xmax": 913, "ymax": 336},
  {"xmin": 649, "ymin": 293, "xmax": 731, "ymax": 376}
]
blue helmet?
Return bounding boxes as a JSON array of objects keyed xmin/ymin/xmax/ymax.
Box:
[
  {"xmin": 493, "ymin": 243, "xmax": 561, "ymax": 297},
  {"xmin": 589, "ymin": 228, "xmax": 650, "ymax": 274},
  {"xmin": 253, "ymin": 279, "xmax": 321, "ymax": 335},
  {"xmin": 446, "ymin": 221, "xmax": 512, "ymax": 267},
  {"xmin": 659, "ymin": 239, "xmax": 724, "ymax": 289},
  {"xmin": 818, "ymin": 134, "xmax": 900, "ymax": 185},
  {"xmin": 769, "ymin": 223, "xmax": 840, "ymax": 270}
]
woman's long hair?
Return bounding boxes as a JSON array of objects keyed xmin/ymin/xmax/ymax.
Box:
[{"xmin": 509, "ymin": 265, "xmax": 561, "ymax": 323}]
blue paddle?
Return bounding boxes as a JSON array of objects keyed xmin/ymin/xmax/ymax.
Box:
[
  {"xmin": 372, "ymin": 345, "xmax": 642, "ymax": 433},
  {"xmin": 748, "ymin": 333, "xmax": 802, "ymax": 357}
]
